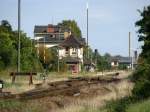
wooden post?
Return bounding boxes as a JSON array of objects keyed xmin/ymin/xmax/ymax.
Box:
[
  {"xmin": 12, "ymin": 72, "xmax": 16, "ymax": 84},
  {"xmin": 29, "ymin": 72, "xmax": 33, "ymax": 85},
  {"xmin": 0, "ymin": 80, "xmax": 3, "ymax": 93}
]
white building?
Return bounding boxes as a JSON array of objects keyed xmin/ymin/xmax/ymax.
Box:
[{"xmin": 34, "ymin": 24, "xmax": 85, "ymax": 73}]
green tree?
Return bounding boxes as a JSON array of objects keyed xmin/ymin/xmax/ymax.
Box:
[
  {"xmin": 38, "ymin": 46, "xmax": 58, "ymax": 71},
  {"xmin": 1, "ymin": 20, "xmax": 12, "ymax": 32},
  {"xmin": 0, "ymin": 20, "xmax": 43, "ymax": 72},
  {"xmin": 132, "ymin": 5, "xmax": 150, "ymax": 99},
  {"xmin": 136, "ymin": 6, "xmax": 150, "ymax": 59},
  {"xmin": 19, "ymin": 32, "xmax": 43, "ymax": 72},
  {"xmin": 0, "ymin": 20, "xmax": 16, "ymax": 70},
  {"xmin": 58, "ymin": 20, "xmax": 82, "ymax": 37}
]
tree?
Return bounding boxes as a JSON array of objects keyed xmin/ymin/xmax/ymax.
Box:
[
  {"xmin": 0, "ymin": 21, "xmax": 15, "ymax": 69},
  {"xmin": 0, "ymin": 20, "xmax": 43, "ymax": 72},
  {"xmin": 1, "ymin": 20, "xmax": 12, "ymax": 32},
  {"xmin": 104, "ymin": 53, "xmax": 111, "ymax": 61},
  {"xmin": 136, "ymin": 6, "xmax": 150, "ymax": 59},
  {"xmin": 19, "ymin": 32, "xmax": 43, "ymax": 72},
  {"xmin": 38, "ymin": 46, "xmax": 58, "ymax": 71},
  {"xmin": 58, "ymin": 20, "xmax": 82, "ymax": 38},
  {"xmin": 132, "ymin": 5, "xmax": 150, "ymax": 99}
]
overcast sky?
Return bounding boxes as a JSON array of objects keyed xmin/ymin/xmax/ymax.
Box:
[{"xmin": 0, "ymin": 0, "xmax": 150, "ymax": 56}]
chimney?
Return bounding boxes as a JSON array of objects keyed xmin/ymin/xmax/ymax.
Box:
[{"xmin": 47, "ymin": 24, "xmax": 54, "ymax": 33}]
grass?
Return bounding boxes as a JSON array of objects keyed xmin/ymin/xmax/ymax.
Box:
[
  {"xmin": 0, "ymin": 70, "xmax": 103, "ymax": 94},
  {"xmin": 78, "ymin": 98, "xmax": 150, "ymax": 112},
  {"xmin": 0, "ymin": 99, "xmax": 24, "ymax": 112},
  {"xmin": 1, "ymin": 82, "xmax": 149, "ymax": 112},
  {"xmin": 0, "ymin": 70, "xmax": 133, "ymax": 112},
  {"xmin": 0, "ymin": 80, "xmax": 132, "ymax": 112},
  {"xmin": 126, "ymin": 99, "xmax": 150, "ymax": 112},
  {"xmin": 56, "ymin": 79, "xmax": 133, "ymax": 112},
  {"xmin": 0, "ymin": 99, "xmax": 52, "ymax": 112}
]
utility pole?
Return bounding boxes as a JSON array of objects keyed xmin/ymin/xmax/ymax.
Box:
[
  {"xmin": 44, "ymin": 37, "xmax": 45, "ymax": 65},
  {"xmin": 129, "ymin": 32, "xmax": 131, "ymax": 58},
  {"xmin": 17, "ymin": 0, "xmax": 21, "ymax": 72},
  {"xmin": 57, "ymin": 48, "xmax": 59, "ymax": 72},
  {"xmin": 95, "ymin": 49, "xmax": 98, "ymax": 72},
  {"xmin": 86, "ymin": 2, "xmax": 89, "ymax": 59},
  {"xmin": 129, "ymin": 32, "xmax": 132, "ymax": 69},
  {"xmin": 57, "ymin": 30, "xmax": 60, "ymax": 73}
]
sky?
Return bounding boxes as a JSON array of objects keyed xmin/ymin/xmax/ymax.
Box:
[{"xmin": 0, "ymin": 0, "xmax": 150, "ymax": 56}]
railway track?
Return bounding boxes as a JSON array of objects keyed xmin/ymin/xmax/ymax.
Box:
[{"xmin": 0, "ymin": 75, "xmax": 122, "ymax": 100}]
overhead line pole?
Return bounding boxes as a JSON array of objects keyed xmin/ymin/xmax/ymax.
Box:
[
  {"xmin": 86, "ymin": 2, "xmax": 89, "ymax": 59},
  {"xmin": 129, "ymin": 32, "xmax": 131, "ymax": 69},
  {"xmin": 57, "ymin": 31, "xmax": 60, "ymax": 73},
  {"xmin": 57, "ymin": 48, "xmax": 59, "ymax": 72},
  {"xmin": 17, "ymin": 0, "xmax": 21, "ymax": 72},
  {"xmin": 129, "ymin": 32, "xmax": 131, "ymax": 58}
]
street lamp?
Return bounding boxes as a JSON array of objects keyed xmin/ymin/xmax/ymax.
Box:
[{"xmin": 0, "ymin": 80, "xmax": 4, "ymax": 93}]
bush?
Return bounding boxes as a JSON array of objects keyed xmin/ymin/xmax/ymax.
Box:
[
  {"xmin": 131, "ymin": 62, "xmax": 150, "ymax": 99},
  {"xmin": 0, "ymin": 60, "xmax": 5, "ymax": 71},
  {"xmin": 126, "ymin": 99, "xmax": 150, "ymax": 112},
  {"xmin": 132, "ymin": 80, "xmax": 150, "ymax": 99},
  {"xmin": 131, "ymin": 63, "xmax": 150, "ymax": 82},
  {"xmin": 106, "ymin": 97, "xmax": 132, "ymax": 112},
  {"xmin": 118, "ymin": 64, "xmax": 127, "ymax": 70}
]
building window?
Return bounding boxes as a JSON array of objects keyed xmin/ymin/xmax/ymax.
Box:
[
  {"xmin": 73, "ymin": 48, "xmax": 76, "ymax": 52},
  {"xmin": 114, "ymin": 61, "xmax": 118, "ymax": 65},
  {"xmin": 72, "ymin": 48, "xmax": 76, "ymax": 54},
  {"xmin": 80, "ymin": 48, "xmax": 82, "ymax": 55}
]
